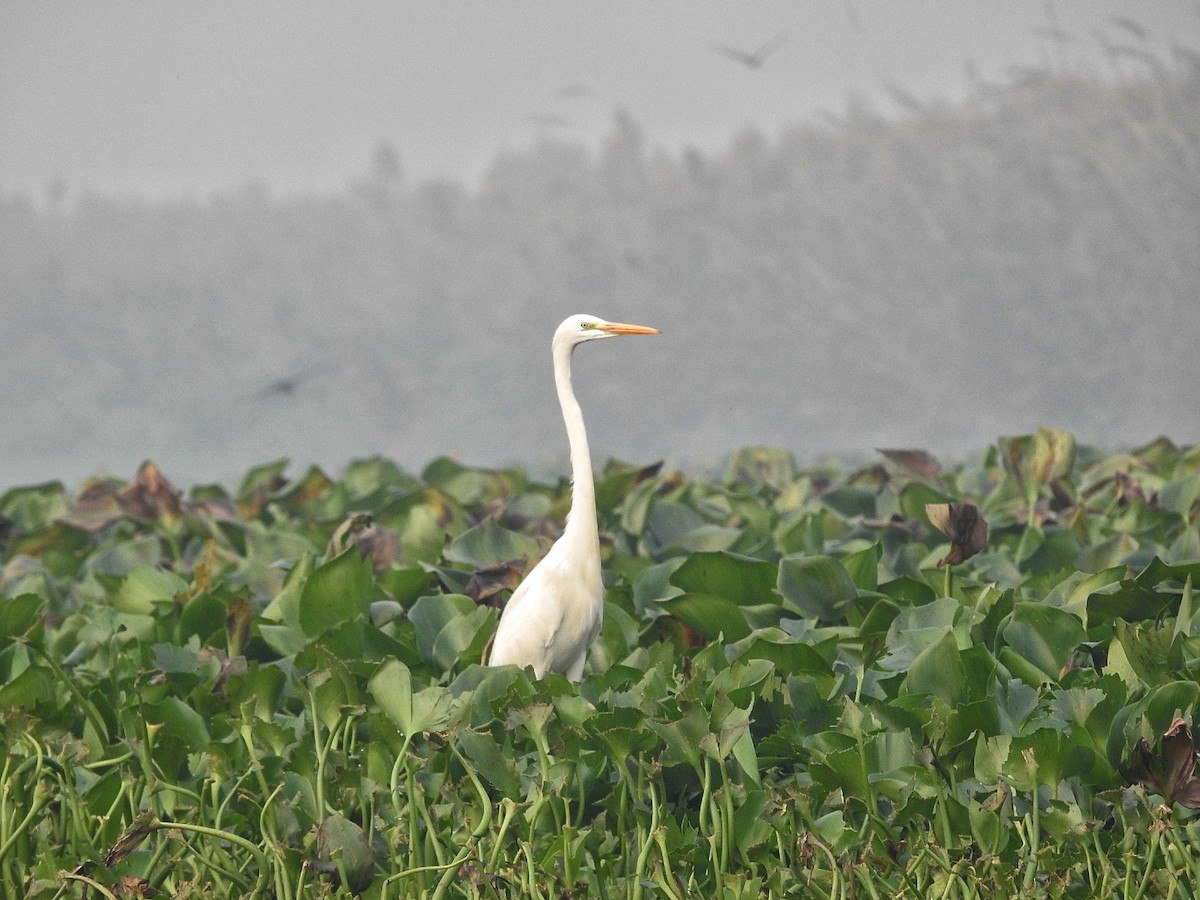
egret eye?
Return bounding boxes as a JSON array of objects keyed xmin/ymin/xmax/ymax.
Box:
[{"xmin": 580, "ymin": 322, "xmax": 596, "ymax": 330}]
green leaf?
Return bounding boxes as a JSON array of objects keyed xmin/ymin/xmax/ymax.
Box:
[
  {"xmin": 657, "ymin": 593, "xmax": 751, "ymax": 642},
  {"xmin": 733, "ymin": 789, "xmax": 771, "ymax": 854},
  {"xmin": 369, "ymin": 658, "xmax": 415, "ymax": 736},
  {"xmin": 840, "ymin": 543, "xmax": 881, "ymax": 592},
  {"xmin": 298, "ymin": 549, "xmax": 372, "ymax": 638},
  {"xmin": 999, "ymin": 428, "xmax": 1076, "ymax": 508},
  {"xmin": 777, "ymin": 555, "xmax": 858, "ymax": 621},
  {"xmin": 443, "ymin": 518, "xmax": 543, "ymax": 569},
  {"xmin": 820, "ymin": 485, "xmax": 876, "ymax": 519},
  {"xmin": 0, "ymin": 594, "xmax": 43, "ymax": 647},
  {"xmin": 647, "ymin": 705, "xmax": 709, "ymax": 771},
  {"xmin": 1001, "ymin": 603, "xmax": 1086, "ymax": 682},
  {"xmin": 315, "ymin": 814, "xmax": 374, "ymax": 893},
  {"xmin": 430, "ymin": 605, "xmax": 495, "ymax": 671},
  {"xmin": 730, "ymin": 727, "xmax": 761, "ymax": 786},
  {"xmin": 112, "ymin": 566, "xmax": 187, "ymax": 614},
  {"xmin": 724, "ymin": 447, "xmax": 797, "ymax": 492},
  {"xmin": 144, "ymin": 697, "xmax": 210, "ymax": 752},
  {"xmin": 458, "ymin": 730, "xmax": 521, "ymax": 796},
  {"xmin": 905, "ymin": 630, "xmax": 966, "ymax": 703},
  {"xmin": 1158, "ymin": 474, "xmax": 1200, "ymax": 518},
  {"xmin": 645, "ymin": 501, "xmax": 740, "ymax": 553},
  {"xmin": 1112, "ymin": 620, "xmax": 1174, "ymax": 686},
  {"xmin": 669, "ymin": 551, "xmax": 779, "ymax": 606},
  {"xmin": 0, "ymin": 666, "xmax": 56, "ymax": 709},
  {"xmin": 407, "ymin": 594, "xmax": 476, "ymax": 665}
]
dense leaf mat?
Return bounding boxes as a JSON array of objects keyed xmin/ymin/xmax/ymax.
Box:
[{"xmin": 3, "ymin": 430, "xmax": 1200, "ymax": 897}]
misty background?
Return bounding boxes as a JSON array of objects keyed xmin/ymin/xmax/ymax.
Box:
[{"xmin": 2, "ymin": 2, "xmax": 1199, "ymax": 490}]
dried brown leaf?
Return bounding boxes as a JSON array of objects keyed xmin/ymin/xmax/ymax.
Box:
[
  {"xmin": 925, "ymin": 502, "xmax": 989, "ymax": 566},
  {"xmin": 877, "ymin": 448, "xmax": 942, "ymax": 484},
  {"xmin": 116, "ymin": 461, "xmax": 181, "ymax": 520}
]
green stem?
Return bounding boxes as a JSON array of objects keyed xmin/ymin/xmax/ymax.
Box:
[
  {"xmin": 150, "ymin": 817, "xmax": 270, "ymax": 895},
  {"xmin": 60, "ymin": 873, "xmax": 120, "ymax": 900},
  {"xmin": 431, "ymin": 743, "xmax": 495, "ymax": 900},
  {"xmin": 1130, "ymin": 827, "xmax": 1162, "ymax": 900},
  {"xmin": 27, "ymin": 643, "xmax": 109, "ymax": 744}
]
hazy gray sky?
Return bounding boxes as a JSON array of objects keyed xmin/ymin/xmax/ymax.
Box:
[{"xmin": 4, "ymin": 1, "xmax": 1197, "ymax": 198}]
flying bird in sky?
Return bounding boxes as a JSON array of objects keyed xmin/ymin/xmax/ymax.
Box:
[{"xmin": 712, "ymin": 31, "xmax": 787, "ymax": 69}]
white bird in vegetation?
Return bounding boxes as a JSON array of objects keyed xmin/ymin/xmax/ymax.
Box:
[{"xmin": 488, "ymin": 314, "xmax": 659, "ymax": 681}]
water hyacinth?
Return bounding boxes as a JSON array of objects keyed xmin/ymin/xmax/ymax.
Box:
[{"xmin": 1, "ymin": 433, "xmax": 1199, "ymax": 897}]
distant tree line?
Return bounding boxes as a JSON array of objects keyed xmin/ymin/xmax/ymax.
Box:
[{"xmin": 1, "ymin": 53, "xmax": 1198, "ymax": 484}]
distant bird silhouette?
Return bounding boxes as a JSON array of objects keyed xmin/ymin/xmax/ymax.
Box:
[
  {"xmin": 555, "ymin": 84, "xmax": 593, "ymax": 101},
  {"xmin": 253, "ymin": 362, "xmax": 334, "ymax": 400},
  {"xmin": 843, "ymin": 0, "xmax": 865, "ymax": 33},
  {"xmin": 712, "ymin": 31, "xmax": 787, "ymax": 69},
  {"xmin": 529, "ymin": 113, "xmax": 571, "ymax": 129}
]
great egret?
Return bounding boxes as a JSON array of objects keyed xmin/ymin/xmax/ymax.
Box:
[{"xmin": 488, "ymin": 314, "xmax": 659, "ymax": 680}]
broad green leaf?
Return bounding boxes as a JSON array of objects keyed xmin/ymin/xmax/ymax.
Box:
[
  {"xmin": 777, "ymin": 555, "xmax": 858, "ymax": 621},
  {"xmin": 1001, "ymin": 603, "xmax": 1086, "ymax": 682},
  {"xmin": 733, "ymin": 789, "xmax": 771, "ymax": 854},
  {"xmin": 1158, "ymin": 474, "xmax": 1200, "ymax": 518},
  {"xmin": 458, "ymin": 729, "xmax": 521, "ymax": 796},
  {"xmin": 430, "ymin": 605, "xmax": 495, "ymax": 671},
  {"xmin": 0, "ymin": 594, "xmax": 43, "ymax": 646},
  {"xmin": 144, "ymin": 697, "xmax": 210, "ymax": 752},
  {"xmin": 999, "ymin": 428, "xmax": 1076, "ymax": 508},
  {"xmin": 840, "ymin": 543, "xmax": 881, "ymax": 592},
  {"xmin": 0, "ymin": 665, "xmax": 56, "ymax": 709},
  {"xmin": 1112, "ymin": 620, "xmax": 1174, "ymax": 686},
  {"xmin": 904, "ymin": 630, "xmax": 966, "ymax": 703},
  {"xmin": 669, "ymin": 551, "xmax": 778, "ymax": 606},
  {"xmin": 298, "ymin": 549, "xmax": 372, "ymax": 637},
  {"xmin": 647, "ymin": 705, "xmax": 709, "ymax": 771},
  {"xmin": 880, "ymin": 597, "xmax": 962, "ymax": 672},
  {"xmin": 112, "ymin": 566, "xmax": 188, "ymax": 614},
  {"xmin": 724, "ymin": 447, "xmax": 797, "ymax": 492},
  {"xmin": 407, "ymin": 594, "xmax": 476, "ymax": 664},
  {"xmin": 657, "ymin": 593, "xmax": 751, "ymax": 642},
  {"xmin": 644, "ymin": 500, "xmax": 714, "ymax": 554},
  {"xmin": 820, "ymin": 485, "xmax": 876, "ymax": 519},
  {"xmin": 730, "ymin": 726, "xmax": 761, "ymax": 786},
  {"xmin": 369, "ymin": 658, "xmax": 415, "ymax": 735},
  {"xmin": 1087, "ymin": 581, "xmax": 1175, "ymax": 625},
  {"xmin": 443, "ymin": 518, "xmax": 543, "ymax": 569},
  {"xmin": 315, "ymin": 815, "xmax": 374, "ymax": 893},
  {"xmin": 727, "ymin": 629, "xmax": 832, "ymax": 675}
]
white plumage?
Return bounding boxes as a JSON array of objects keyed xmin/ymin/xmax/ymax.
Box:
[{"xmin": 488, "ymin": 314, "xmax": 659, "ymax": 680}]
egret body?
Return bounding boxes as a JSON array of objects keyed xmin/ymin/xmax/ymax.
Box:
[{"xmin": 488, "ymin": 314, "xmax": 659, "ymax": 680}]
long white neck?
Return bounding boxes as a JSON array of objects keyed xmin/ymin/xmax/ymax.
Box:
[{"xmin": 553, "ymin": 337, "xmax": 598, "ymax": 549}]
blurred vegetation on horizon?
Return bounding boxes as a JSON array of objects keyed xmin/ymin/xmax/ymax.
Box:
[{"xmin": 1, "ymin": 46, "xmax": 1198, "ymax": 487}]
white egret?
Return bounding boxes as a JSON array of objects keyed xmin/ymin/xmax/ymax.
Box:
[{"xmin": 488, "ymin": 314, "xmax": 659, "ymax": 680}]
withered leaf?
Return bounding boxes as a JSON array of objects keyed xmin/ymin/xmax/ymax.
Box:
[
  {"xmin": 104, "ymin": 809, "xmax": 156, "ymax": 867},
  {"xmin": 326, "ymin": 513, "xmax": 373, "ymax": 558},
  {"xmin": 1162, "ymin": 717, "xmax": 1200, "ymax": 808},
  {"xmin": 114, "ymin": 876, "xmax": 160, "ymax": 898},
  {"xmin": 116, "ymin": 461, "xmax": 182, "ymax": 520},
  {"xmin": 465, "ymin": 559, "xmax": 528, "ymax": 604},
  {"xmin": 925, "ymin": 502, "xmax": 989, "ymax": 566},
  {"xmin": 848, "ymin": 463, "xmax": 890, "ymax": 488},
  {"xmin": 225, "ymin": 595, "xmax": 255, "ymax": 657},
  {"xmin": 351, "ymin": 524, "xmax": 402, "ymax": 571},
  {"xmin": 1121, "ymin": 717, "xmax": 1200, "ymax": 810},
  {"xmin": 877, "ymin": 448, "xmax": 942, "ymax": 484}
]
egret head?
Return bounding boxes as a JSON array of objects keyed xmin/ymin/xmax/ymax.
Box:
[{"xmin": 556, "ymin": 314, "xmax": 660, "ymax": 348}]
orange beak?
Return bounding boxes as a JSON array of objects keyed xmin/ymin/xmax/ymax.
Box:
[{"xmin": 598, "ymin": 322, "xmax": 660, "ymax": 336}]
